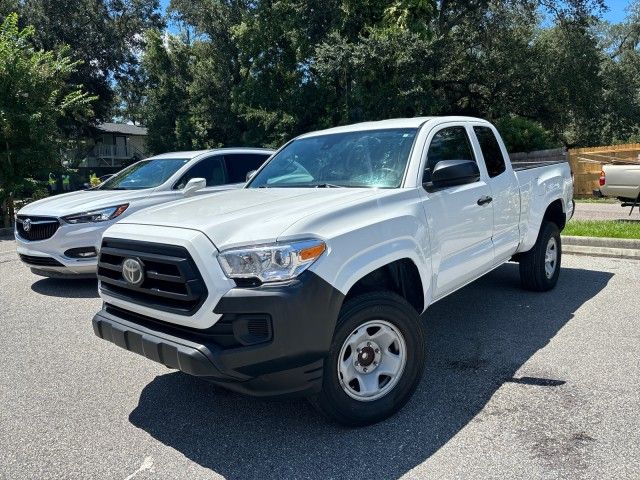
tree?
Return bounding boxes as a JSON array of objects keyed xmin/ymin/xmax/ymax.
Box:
[
  {"xmin": 132, "ymin": 0, "xmax": 617, "ymax": 151},
  {"xmin": 1, "ymin": 0, "xmax": 163, "ymax": 122},
  {"xmin": 0, "ymin": 13, "xmax": 94, "ymax": 227}
]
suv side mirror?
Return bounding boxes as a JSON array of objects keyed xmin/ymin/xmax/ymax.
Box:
[
  {"xmin": 246, "ymin": 170, "xmax": 257, "ymax": 182},
  {"xmin": 183, "ymin": 177, "xmax": 206, "ymax": 197},
  {"xmin": 424, "ymin": 160, "xmax": 480, "ymax": 192}
]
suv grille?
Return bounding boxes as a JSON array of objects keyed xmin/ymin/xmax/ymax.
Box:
[
  {"xmin": 16, "ymin": 215, "xmax": 60, "ymax": 241},
  {"xmin": 19, "ymin": 254, "xmax": 64, "ymax": 267},
  {"xmin": 97, "ymin": 238, "xmax": 208, "ymax": 316}
]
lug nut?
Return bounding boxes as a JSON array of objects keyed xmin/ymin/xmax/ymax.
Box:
[
  {"xmin": 367, "ymin": 342, "xmax": 371, "ymax": 347},
  {"xmin": 375, "ymin": 348, "xmax": 379, "ymax": 353},
  {"xmin": 355, "ymin": 362, "xmax": 359, "ymax": 366},
  {"xmin": 373, "ymin": 362, "xmax": 378, "ymax": 366},
  {"xmin": 357, "ymin": 348, "xmax": 361, "ymax": 353},
  {"xmin": 363, "ymin": 367, "xmax": 368, "ymax": 372}
]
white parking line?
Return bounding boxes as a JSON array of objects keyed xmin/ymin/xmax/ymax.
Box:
[{"xmin": 123, "ymin": 456, "xmax": 154, "ymax": 480}]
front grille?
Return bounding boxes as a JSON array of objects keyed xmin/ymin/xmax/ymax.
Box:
[
  {"xmin": 16, "ymin": 215, "xmax": 60, "ymax": 241},
  {"xmin": 97, "ymin": 238, "xmax": 208, "ymax": 316},
  {"xmin": 104, "ymin": 304, "xmax": 272, "ymax": 348},
  {"xmin": 19, "ymin": 254, "xmax": 64, "ymax": 267}
]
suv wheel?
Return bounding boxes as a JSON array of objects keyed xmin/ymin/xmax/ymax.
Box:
[{"xmin": 311, "ymin": 291, "xmax": 426, "ymax": 427}]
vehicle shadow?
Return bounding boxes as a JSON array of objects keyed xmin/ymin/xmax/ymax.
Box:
[
  {"xmin": 128, "ymin": 263, "xmax": 612, "ymax": 479},
  {"xmin": 31, "ymin": 277, "xmax": 99, "ymax": 299}
]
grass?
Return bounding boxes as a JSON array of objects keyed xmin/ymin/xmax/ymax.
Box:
[
  {"xmin": 573, "ymin": 197, "xmax": 617, "ymax": 204},
  {"xmin": 563, "ymin": 220, "xmax": 640, "ymax": 239}
]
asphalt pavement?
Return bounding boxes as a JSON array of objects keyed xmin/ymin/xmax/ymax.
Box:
[
  {"xmin": 0, "ymin": 239, "xmax": 639, "ymax": 479},
  {"xmin": 573, "ymin": 201, "xmax": 640, "ymax": 221}
]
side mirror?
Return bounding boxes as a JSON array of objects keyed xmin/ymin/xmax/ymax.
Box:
[
  {"xmin": 183, "ymin": 177, "xmax": 207, "ymax": 197},
  {"xmin": 246, "ymin": 170, "xmax": 257, "ymax": 182},
  {"xmin": 425, "ymin": 160, "xmax": 480, "ymax": 192}
]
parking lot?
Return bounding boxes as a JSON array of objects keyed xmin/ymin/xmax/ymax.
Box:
[{"xmin": 1, "ymin": 236, "xmax": 639, "ymax": 480}]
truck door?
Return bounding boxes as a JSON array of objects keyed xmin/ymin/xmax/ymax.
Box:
[
  {"xmin": 471, "ymin": 125, "xmax": 520, "ymax": 261},
  {"xmin": 419, "ymin": 124, "xmax": 495, "ymax": 299}
]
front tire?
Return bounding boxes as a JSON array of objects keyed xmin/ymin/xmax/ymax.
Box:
[
  {"xmin": 519, "ymin": 220, "xmax": 561, "ymax": 291},
  {"xmin": 311, "ymin": 292, "xmax": 426, "ymax": 427}
]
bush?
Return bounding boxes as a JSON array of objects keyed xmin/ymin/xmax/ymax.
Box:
[{"xmin": 495, "ymin": 116, "xmax": 558, "ymax": 153}]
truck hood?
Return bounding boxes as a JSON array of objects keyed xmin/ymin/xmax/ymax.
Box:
[
  {"xmin": 17, "ymin": 189, "xmax": 155, "ymax": 218},
  {"xmin": 119, "ymin": 188, "xmax": 382, "ymax": 250}
]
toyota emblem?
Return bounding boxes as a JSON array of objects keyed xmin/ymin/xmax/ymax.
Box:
[
  {"xmin": 22, "ymin": 218, "xmax": 32, "ymax": 232},
  {"xmin": 122, "ymin": 258, "xmax": 144, "ymax": 286}
]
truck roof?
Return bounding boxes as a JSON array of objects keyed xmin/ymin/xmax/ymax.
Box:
[{"xmin": 298, "ymin": 116, "xmax": 493, "ymax": 139}]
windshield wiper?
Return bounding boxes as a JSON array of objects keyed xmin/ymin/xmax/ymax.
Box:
[{"xmin": 314, "ymin": 183, "xmax": 344, "ymax": 188}]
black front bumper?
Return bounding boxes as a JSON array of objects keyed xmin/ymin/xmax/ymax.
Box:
[{"xmin": 92, "ymin": 271, "xmax": 344, "ymax": 397}]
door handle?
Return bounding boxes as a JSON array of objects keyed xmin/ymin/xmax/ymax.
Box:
[{"xmin": 477, "ymin": 195, "xmax": 493, "ymax": 206}]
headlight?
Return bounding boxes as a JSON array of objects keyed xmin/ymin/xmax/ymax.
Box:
[
  {"xmin": 63, "ymin": 204, "xmax": 129, "ymax": 224},
  {"xmin": 218, "ymin": 239, "xmax": 326, "ymax": 283}
]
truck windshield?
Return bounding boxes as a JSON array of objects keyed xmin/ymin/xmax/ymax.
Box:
[
  {"xmin": 99, "ymin": 158, "xmax": 190, "ymax": 190},
  {"xmin": 248, "ymin": 128, "xmax": 417, "ymax": 189}
]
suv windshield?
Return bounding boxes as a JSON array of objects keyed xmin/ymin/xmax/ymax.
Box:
[
  {"xmin": 248, "ymin": 128, "xmax": 417, "ymax": 189},
  {"xmin": 100, "ymin": 158, "xmax": 190, "ymax": 190}
]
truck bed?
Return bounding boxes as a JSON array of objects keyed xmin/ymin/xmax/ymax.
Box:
[{"xmin": 511, "ymin": 159, "xmax": 568, "ymax": 171}]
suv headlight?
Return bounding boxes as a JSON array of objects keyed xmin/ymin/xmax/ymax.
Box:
[
  {"xmin": 63, "ymin": 204, "xmax": 129, "ymax": 224},
  {"xmin": 218, "ymin": 239, "xmax": 326, "ymax": 283}
]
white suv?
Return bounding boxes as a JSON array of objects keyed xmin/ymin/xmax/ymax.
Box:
[{"xmin": 15, "ymin": 148, "xmax": 273, "ymax": 277}]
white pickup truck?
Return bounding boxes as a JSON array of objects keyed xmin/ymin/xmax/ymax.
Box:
[
  {"xmin": 92, "ymin": 117, "xmax": 574, "ymax": 426},
  {"xmin": 15, "ymin": 148, "xmax": 273, "ymax": 277}
]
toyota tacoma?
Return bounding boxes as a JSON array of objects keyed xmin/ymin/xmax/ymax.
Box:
[{"xmin": 92, "ymin": 117, "xmax": 574, "ymax": 426}]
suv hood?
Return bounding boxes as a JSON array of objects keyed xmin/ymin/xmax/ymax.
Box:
[
  {"xmin": 119, "ymin": 188, "xmax": 382, "ymax": 250},
  {"xmin": 18, "ymin": 189, "xmax": 155, "ymax": 218}
]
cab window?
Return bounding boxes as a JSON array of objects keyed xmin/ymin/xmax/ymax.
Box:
[
  {"xmin": 174, "ymin": 156, "xmax": 226, "ymax": 189},
  {"xmin": 474, "ymin": 126, "xmax": 507, "ymax": 178},
  {"xmin": 224, "ymin": 153, "xmax": 271, "ymax": 183},
  {"xmin": 423, "ymin": 127, "xmax": 476, "ymax": 184}
]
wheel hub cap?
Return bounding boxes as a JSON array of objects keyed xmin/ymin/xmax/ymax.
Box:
[
  {"xmin": 337, "ymin": 320, "xmax": 407, "ymax": 402},
  {"xmin": 354, "ymin": 342, "xmax": 381, "ymax": 373},
  {"xmin": 545, "ymin": 237, "xmax": 558, "ymax": 279}
]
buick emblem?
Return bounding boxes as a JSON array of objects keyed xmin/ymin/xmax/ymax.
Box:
[
  {"xmin": 22, "ymin": 218, "xmax": 32, "ymax": 232},
  {"xmin": 122, "ymin": 258, "xmax": 144, "ymax": 286}
]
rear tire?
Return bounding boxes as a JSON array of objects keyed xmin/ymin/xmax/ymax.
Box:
[
  {"xmin": 519, "ymin": 220, "xmax": 561, "ymax": 291},
  {"xmin": 310, "ymin": 291, "xmax": 426, "ymax": 427}
]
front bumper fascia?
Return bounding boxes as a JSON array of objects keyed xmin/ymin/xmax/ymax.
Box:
[{"xmin": 92, "ymin": 271, "xmax": 345, "ymax": 398}]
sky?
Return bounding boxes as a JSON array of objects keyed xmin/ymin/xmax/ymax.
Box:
[
  {"xmin": 603, "ymin": 0, "xmax": 632, "ymax": 23},
  {"xmin": 158, "ymin": 0, "xmax": 632, "ymax": 24}
]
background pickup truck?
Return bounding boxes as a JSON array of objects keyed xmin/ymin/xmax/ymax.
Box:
[
  {"xmin": 91, "ymin": 116, "xmax": 574, "ymax": 426},
  {"xmin": 597, "ymin": 164, "xmax": 640, "ymax": 205}
]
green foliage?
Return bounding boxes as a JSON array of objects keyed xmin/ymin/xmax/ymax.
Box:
[
  {"xmin": 0, "ymin": 13, "xmax": 94, "ymax": 226},
  {"xmin": 130, "ymin": 0, "xmax": 640, "ymax": 155},
  {"xmin": 495, "ymin": 117, "xmax": 557, "ymax": 152},
  {"xmin": 1, "ymin": 0, "xmax": 163, "ymax": 122}
]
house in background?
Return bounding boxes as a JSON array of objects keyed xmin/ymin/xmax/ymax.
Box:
[{"xmin": 79, "ymin": 123, "xmax": 148, "ymax": 171}]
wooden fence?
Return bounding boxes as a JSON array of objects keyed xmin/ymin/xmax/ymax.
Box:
[
  {"xmin": 568, "ymin": 144, "xmax": 640, "ymax": 196},
  {"xmin": 510, "ymin": 144, "xmax": 640, "ymax": 197}
]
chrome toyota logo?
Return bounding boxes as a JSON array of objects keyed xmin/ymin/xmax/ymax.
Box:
[
  {"xmin": 22, "ymin": 218, "xmax": 32, "ymax": 232},
  {"xmin": 122, "ymin": 258, "xmax": 144, "ymax": 286}
]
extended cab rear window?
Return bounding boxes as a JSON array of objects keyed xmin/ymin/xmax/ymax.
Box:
[{"xmin": 474, "ymin": 126, "xmax": 507, "ymax": 178}]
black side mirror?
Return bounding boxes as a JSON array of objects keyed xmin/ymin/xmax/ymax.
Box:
[{"xmin": 424, "ymin": 160, "xmax": 480, "ymax": 192}]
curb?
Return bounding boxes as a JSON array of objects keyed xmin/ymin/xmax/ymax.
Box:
[{"xmin": 562, "ymin": 235, "xmax": 640, "ymax": 260}]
